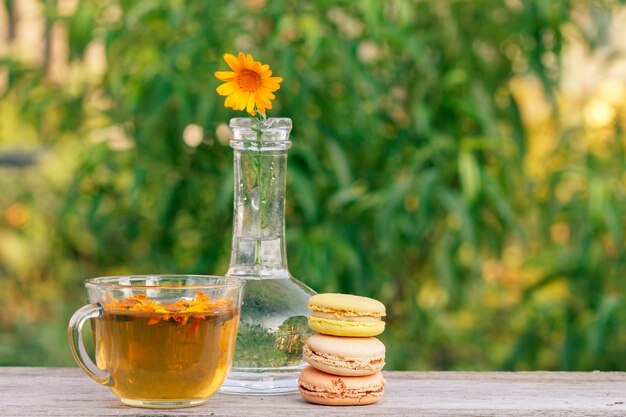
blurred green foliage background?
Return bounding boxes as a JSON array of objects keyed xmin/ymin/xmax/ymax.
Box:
[{"xmin": 0, "ymin": 0, "xmax": 625, "ymax": 370}]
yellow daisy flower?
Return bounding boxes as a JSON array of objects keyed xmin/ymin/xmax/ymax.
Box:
[{"xmin": 214, "ymin": 52, "xmax": 283, "ymax": 116}]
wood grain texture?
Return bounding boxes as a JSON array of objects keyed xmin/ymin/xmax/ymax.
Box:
[{"xmin": 0, "ymin": 368, "xmax": 625, "ymax": 416}]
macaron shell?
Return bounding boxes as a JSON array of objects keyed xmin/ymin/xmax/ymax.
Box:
[
  {"xmin": 308, "ymin": 315, "xmax": 385, "ymax": 337},
  {"xmin": 304, "ymin": 354, "xmax": 383, "ymax": 376},
  {"xmin": 298, "ymin": 388, "xmax": 382, "ymax": 406},
  {"xmin": 298, "ymin": 366, "xmax": 385, "ymax": 406},
  {"xmin": 306, "ymin": 334, "xmax": 386, "ymax": 357},
  {"xmin": 304, "ymin": 334, "xmax": 385, "ymax": 376},
  {"xmin": 308, "ymin": 293, "xmax": 386, "ymax": 318}
]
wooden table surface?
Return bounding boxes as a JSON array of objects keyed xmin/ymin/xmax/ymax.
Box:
[{"xmin": 1, "ymin": 368, "xmax": 625, "ymax": 416}]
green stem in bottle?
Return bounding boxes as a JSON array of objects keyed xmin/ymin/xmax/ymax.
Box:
[{"xmin": 253, "ymin": 110, "xmax": 267, "ymax": 265}]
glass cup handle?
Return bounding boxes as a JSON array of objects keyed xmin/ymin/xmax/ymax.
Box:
[{"xmin": 68, "ymin": 303, "xmax": 112, "ymax": 386}]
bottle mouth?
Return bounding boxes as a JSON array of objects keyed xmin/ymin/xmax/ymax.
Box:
[{"xmin": 229, "ymin": 117, "xmax": 292, "ymax": 150}]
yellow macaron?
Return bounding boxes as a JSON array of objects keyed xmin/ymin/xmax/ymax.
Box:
[{"xmin": 307, "ymin": 293, "xmax": 386, "ymax": 337}]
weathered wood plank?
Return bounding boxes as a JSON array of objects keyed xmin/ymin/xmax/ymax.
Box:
[{"xmin": 0, "ymin": 368, "xmax": 625, "ymax": 416}]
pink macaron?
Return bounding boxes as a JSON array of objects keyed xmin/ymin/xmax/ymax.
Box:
[{"xmin": 298, "ymin": 366, "xmax": 385, "ymax": 406}]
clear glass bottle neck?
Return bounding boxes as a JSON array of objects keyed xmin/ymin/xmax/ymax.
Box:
[{"xmin": 227, "ymin": 119, "xmax": 292, "ymax": 279}]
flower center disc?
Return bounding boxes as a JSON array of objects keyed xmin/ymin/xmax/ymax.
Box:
[{"xmin": 239, "ymin": 70, "xmax": 261, "ymax": 91}]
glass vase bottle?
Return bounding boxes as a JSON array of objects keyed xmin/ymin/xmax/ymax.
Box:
[{"xmin": 220, "ymin": 117, "xmax": 315, "ymax": 395}]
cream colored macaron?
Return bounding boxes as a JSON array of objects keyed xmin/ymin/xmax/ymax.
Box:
[
  {"xmin": 304, "ymin": 333, "xmax": 385, "ymax": 376},
  {"xmin": 307, "ymin": 293, "xmax": 386, "ymax": 337}
]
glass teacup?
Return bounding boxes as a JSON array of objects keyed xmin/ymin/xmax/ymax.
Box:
[{"xmin": 68, "ymin": 275, "xmax": 243, "ymax": 408}]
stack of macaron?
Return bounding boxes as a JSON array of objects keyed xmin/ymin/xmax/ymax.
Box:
[{"xmin": 298, "ymin": 293, "xmax": 386, "ymax": 406}]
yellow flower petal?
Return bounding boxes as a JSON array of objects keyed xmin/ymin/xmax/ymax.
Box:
[
  {"xmin": 255, "ymin": 92, "xmax": 272, "ymax": 115},
  {"xmin": 244, "ymin": 53, "xmax": 254, "ymax": 69},
  {"xmin": 224, "ymin": 53, "xmax": 241, "ymax": 72},
  {"xmin": 226, "ymin": 91, "xmax": 239, "ymax": 110},
  {"xmin": 264, "ymin": 76, "xmax": 283, "ymax": 84},
  {"xmin": 216, "ymin": 81, "xmax": 240, "ymax": 96},
  {"xmin": 256, "ymin": 92, "xmax": 272, "ymax": 109},
  {"xmin": 236, "ymin": 90, "xmax": 248, "ymax": 108},
  {"xmin": 214, "ymin": 71, "xmax": 237, "ymax": 81},
  {"xmin": 262, "ymin": 78, "xmax": 282, "ymax": 91},
  {"xmin": 226, "ymin": 92, "xmax": 241, "ymax": 110},
  {"xmin": 246, "ymin": 93, "xmax": 256, "ymax": 115}
]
